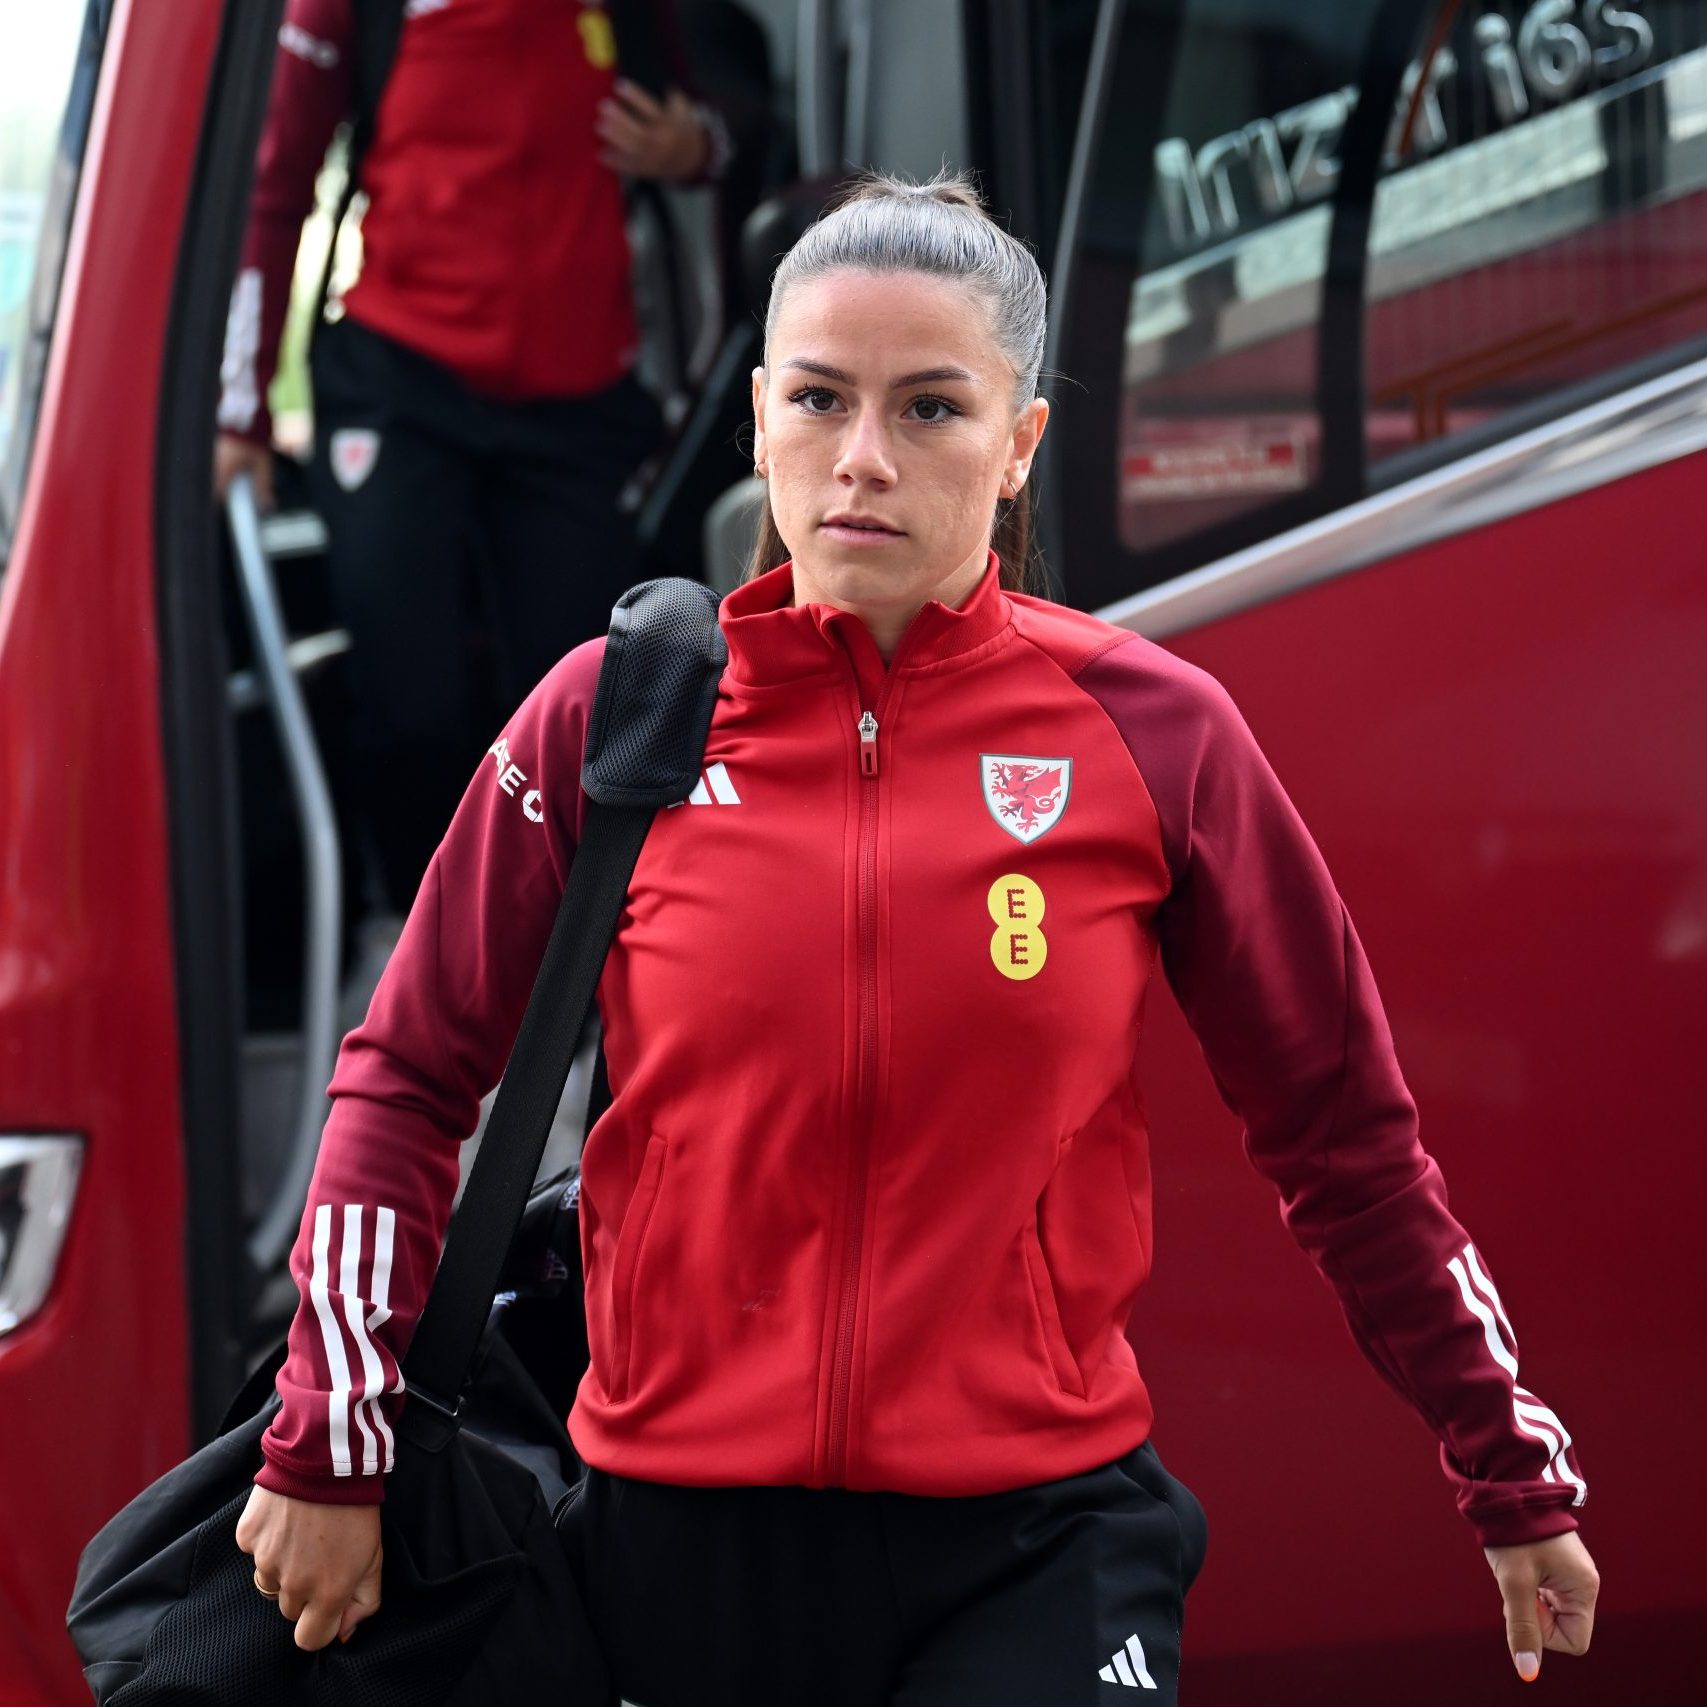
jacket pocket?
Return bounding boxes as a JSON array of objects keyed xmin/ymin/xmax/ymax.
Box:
[
  {"xmin": 1023, "ymin": 1214, "xmax": 1086, "ymax": 1399},
  {"xmin": 607, "ymin": 1134, "xmax": 667, "ymax": 1402}
]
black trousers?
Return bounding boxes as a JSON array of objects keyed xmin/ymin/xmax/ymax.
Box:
[
  {"xmin": 308, "ymin": 317, "xmax": 661, "ymax": 910},
  {"xmin": 563, "ymin": 1440, "xmax": 1209, "ymax": 1707}
]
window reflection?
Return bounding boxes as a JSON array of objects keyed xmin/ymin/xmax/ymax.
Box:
[
  {"xmin": 1366, "ymin": 4, "xmax": 1707, "ymax": 462},
  {"xmin": 1114, "ymin": 2, "xmax": 1383, "ymax": 556},
  {"xmin": 1107, "ymin": 0, "xmax": 1707, "ymax": 564}
]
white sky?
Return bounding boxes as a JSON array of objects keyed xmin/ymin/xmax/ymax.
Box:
[{"xmin": 0, "ymin": 2, "xmax": 88, "ymax": 119}]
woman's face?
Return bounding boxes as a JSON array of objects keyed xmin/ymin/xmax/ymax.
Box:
[{"xmin": 751, "ymin": 269, "xmax": 1048, "ymax": 639}]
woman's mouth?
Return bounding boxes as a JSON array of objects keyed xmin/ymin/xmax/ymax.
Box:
[{"xmin": 821, "ymin": 516, "xmax": 905, "ymax": 545}]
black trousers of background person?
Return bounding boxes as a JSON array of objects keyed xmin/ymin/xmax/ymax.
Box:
[
  {"xmin": 562, "ymin": 1439, "xmax": 1210, "ymax": 1707},
  {"xmin": 309, "ymin": 316, "xmax": 662, "ymax": 911}
]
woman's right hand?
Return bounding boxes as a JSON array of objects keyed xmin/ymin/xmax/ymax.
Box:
[
  {"xmin": 213, "ymin": 432, "xmax": 275, "ymax": 511},
  {"xmin": 235, "ymin": 1483, "xmax": 383, "ymax": 1651}
]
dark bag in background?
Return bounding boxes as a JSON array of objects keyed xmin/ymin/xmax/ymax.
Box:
[
  {"xmin": 65, "ymin": 579, "xmax": 727, "ymax": 1705},
  {"xmin": 495, "ymin": 1168, "xmax": 595, "ymax": 1422}
]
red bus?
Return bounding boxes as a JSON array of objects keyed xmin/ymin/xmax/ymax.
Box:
[{"xmin": 1, "ymin": 1, "xmax": 1701, "ymax": 1702}]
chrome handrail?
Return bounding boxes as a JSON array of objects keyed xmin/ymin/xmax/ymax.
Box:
[{"xmin": 226, "ymin": 474, "xmax": 343, "ymax": 1274}]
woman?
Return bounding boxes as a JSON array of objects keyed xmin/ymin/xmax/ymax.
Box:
[
  {"xmin": 213, "ymin": 0, "xmax": 725, "ymax": 914},
  {"xmin": 236, "ymin": 173, "xmax": 1599, "ymax": 1703}
]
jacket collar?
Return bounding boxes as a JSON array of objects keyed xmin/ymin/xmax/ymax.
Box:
[{"xmin": 720, "ymin": 550, "xmax": 1013, "ymax": 688}]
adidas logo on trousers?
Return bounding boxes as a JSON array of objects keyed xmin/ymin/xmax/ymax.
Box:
[{"xmin": 1100, "ymin": 1633, "xmax": 1158, "ymax": 1688}]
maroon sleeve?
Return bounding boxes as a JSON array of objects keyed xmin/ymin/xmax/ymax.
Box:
[
  {"xmin": 1077, "ymin": 634, "xmax": 1587, "ymax": 1549},
  {"xmin": 216, "ymin": 0, "xmax": 354, "ymax": 447},
  {"xmin": 256, "ymin": 642, "xmax": 602, "ymax": 1503}
]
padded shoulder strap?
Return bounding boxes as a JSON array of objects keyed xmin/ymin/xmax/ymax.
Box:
[
  {"xmin": 584, "ymin": 578, "xmax": 727, "ymax": 806},
  {"xmin": 401, "ymin": 578, "xmax": 724, "ymax": 1428}
]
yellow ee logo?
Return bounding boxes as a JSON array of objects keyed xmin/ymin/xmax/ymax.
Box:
[
  {"xmin": 987, "ymin": 874, "xmax": 1047, "ymax": 981},
  {"xmin": 578, "ymin": 9, "xmax": 617, "ymax": 69}
]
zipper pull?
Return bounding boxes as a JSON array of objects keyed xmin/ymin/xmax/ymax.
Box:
[{"xmin": 857, "ymin": 710, "xmax": 879, "ymax": 777}]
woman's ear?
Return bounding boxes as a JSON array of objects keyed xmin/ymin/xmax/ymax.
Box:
[
  {"xmin": 1005, "ymin": 396, "xmax": 1050, "ymax": 494},
  {"xmin": 751, "ymin": 367, "xmax": 769, "ymax": 474}
]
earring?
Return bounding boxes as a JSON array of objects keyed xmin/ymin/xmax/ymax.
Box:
[
  {"xmin": 753, "ymin": 464, "xmax": 768, "ymax": 479},
  {"xmin": 1000, "ymin": 479, "xmax": 1019, "ymax": 499}
]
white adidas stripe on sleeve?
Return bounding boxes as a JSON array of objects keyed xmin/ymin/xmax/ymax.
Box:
[
  {"xmin": 364, "ymin": 1206, "xmax": 398, "ymax": 1472},
  {"xmin": 339, "ymin": 1206, "xmax": 380, "ymax": 1474},
  {"xmin": 216, "ymin": 269, "xmax": 263, "ymax": 434},
  {"xmin": 306, "ymin": 1203, "xmax": 401, "ymax": 1479},
  {"xmin": 1448, "ymin": 1242, "xmax": 1588, "ymax": 1506},
  {"xmin": 308, "ymin": 1204, "xmax": 355, "ymax": 1477}
]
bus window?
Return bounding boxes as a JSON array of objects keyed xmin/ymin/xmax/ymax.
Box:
[
  {"xmin": 1044, "ymin": 0, "xmax": 1394, "ymax": 608},
  {"xmin": 1114, "ymin": 9, "xmax": 1378, "ymax": 557},
  {"xmin": 1043, "ymin": 0, "xmax": 1707, "ymax": 611},
  {"xmin": 1365, "ymin": 4, "xmax": 1707, "ymax": 468},
  {"xmin": 0, "ymin": 2, "xmax": 105, "ymax": 560}
]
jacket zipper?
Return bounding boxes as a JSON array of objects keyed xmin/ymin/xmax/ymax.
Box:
[{"xmin": 827, "ymin": 692, "xmax": 886, "ymax": 1479}]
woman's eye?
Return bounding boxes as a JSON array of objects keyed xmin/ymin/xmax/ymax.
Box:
[
  {"xmin": 791, "ymin": 387, "xmax": 839, "ymax": 413},
  {"xmin": 908, "ymin": 395, "xmax": 960, "ymax": 424}
]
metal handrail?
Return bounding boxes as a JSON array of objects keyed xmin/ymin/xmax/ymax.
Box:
[
  {"xmin": 226, "ymin": 474, "xmax": 344, "ymax": 1274},
  {"xmin": 226, "ymin": 629, "xmax": 351, "ymax": 715}
]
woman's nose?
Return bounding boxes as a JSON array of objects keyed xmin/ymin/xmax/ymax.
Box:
[{"xmin": 833, "ymin": 408, "xmax": 896, "ymax": 486}]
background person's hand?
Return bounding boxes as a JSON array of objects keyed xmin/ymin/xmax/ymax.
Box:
[
  {"xmin": 595, "ymin": 81, "xmax": 710, "ymax": 182},
  {"xmin": 1483, "ymin": 1530, "xmax": 1599, "ymax": 1682},
  {"xmin": 214, "ymin": 433, "xmax": 275, "ymax": 512},
  {"xmin": 235, "ymin": 1484, "xmax": 383, "ymax": 1652}
]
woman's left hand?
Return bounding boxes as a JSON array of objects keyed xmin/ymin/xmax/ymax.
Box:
[
  {"xmin": 1483, "ymin": 1530, "xmax": 1600, "ymax": 1682},
  {"xmin": 596, "ymin": 81, "xmax": 709, "ymax": 182}
]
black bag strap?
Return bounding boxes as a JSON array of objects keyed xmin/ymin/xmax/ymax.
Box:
[
  {"xmin": 400, "ymin": 578, "xmax": 725, "ymax": 1429},
  {"xmin": 351, "ymin": 0, "xmax": 410, "ymax": 151},
  {"xmin": 309, "ymin": 0, "xmax": 410, "ymax": 333}
]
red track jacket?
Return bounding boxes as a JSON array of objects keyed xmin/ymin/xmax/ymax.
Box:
[
  {"xmin": 259, "ymin": 561, "xmax": 1587, "ymax": 1549},
  {"xmin": 218, "ymin": 0, "xmax": 687, "ymax": 446}
]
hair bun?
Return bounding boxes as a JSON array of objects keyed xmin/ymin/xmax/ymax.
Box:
[{"xmin": 834, "ymin": 167, "xmax": 988, "ymax": 216}]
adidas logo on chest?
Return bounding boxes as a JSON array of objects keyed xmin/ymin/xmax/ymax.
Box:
[{"xmin": 670, "ymin": 761, "xmax": 741, "ymax": 807}]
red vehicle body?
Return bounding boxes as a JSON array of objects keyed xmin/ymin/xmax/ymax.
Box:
[
  {"xmin": 0, "ymin": 6, "xmax": 219, "ymax": 1698},
  {"xmin": 1126, "ymin": 448, "xmax": 1706, "ymax": 1701},
  {"xmin": 1, "ymin": 0, "xmax": 1702, "ymax": 1703}
]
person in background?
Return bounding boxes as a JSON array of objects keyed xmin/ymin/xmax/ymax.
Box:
[{"xmin": 214, "ymin": 0, "xmax": 732, "ymax": 914}]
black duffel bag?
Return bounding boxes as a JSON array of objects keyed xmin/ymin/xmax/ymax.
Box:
[
  {"xmin": 67, "ymin": 1326, "xmax": 597, "ymax": 1705},
  {"xmin": 66, "ymin": 578, "xmax": 726, "ymax": 1705}
]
